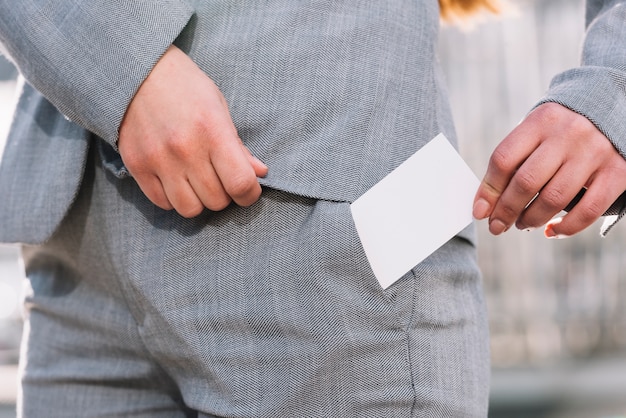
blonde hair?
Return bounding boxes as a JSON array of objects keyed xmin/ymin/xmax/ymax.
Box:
[{"xmin": 439, "ymin": 0, "xmax": 502, "ymax": 21}]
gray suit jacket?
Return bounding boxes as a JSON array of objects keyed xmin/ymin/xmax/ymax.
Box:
[{"xmin": 1, "ymin": 0, "xmax": 626, "ymax": 244}]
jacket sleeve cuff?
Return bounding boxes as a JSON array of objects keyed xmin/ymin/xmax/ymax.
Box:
[{"xmin": 0, "ymin": 1, "xmax": 194, "ymax": 147}]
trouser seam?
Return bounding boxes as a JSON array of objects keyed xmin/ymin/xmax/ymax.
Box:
[{"xmin": 407, "ymin": 268, "xmax": 419, "ymax": 417}]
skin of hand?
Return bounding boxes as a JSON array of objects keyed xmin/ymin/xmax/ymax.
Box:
[
  {"xmin": 473, "ymin": 102, "xmax": 626, "ymax": 238},
  {"xmin": 118, "ymin": 45, "xmax": 268, "ymax": 218}
]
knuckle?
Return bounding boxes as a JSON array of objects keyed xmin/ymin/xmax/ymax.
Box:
[
  {"xmin": 151, "ymin": 193, "xmax": 172, "ymax": 211},
  {"xmin": 142, "ymin": 187, "xmax": 170, "ymax": 210},
  {"xmin": 191, "ymin": 116, "xmax": 218, "ymax": 140},
  {"xmin": 120, "ymin": 148, "xmax": 144, "ymax": 171},
  {"xmin": 489, "ymin": 147, "xmax": 514, "ymax": 174},
  {"xmin": 142, "ymin": 146, "xmax": 163, "ymax": 165},
  {"xmin": 534, "ymin": 102, "xmax": 563, "ymax": 125},
  {"xmin": 206, "ymin": 196, "xmax": 232, "ymax": 211},
  {"xmin": 156, "ymin": 200, "xmax": 174, "ymax": 211},
  {"xmin": 539, "ymin": 187, "xmax": 568, "ymax": 211},
  {"xmin": 569, "ymin": 114, "xmax": 594, "ymax": 136},
  {"xmin": 125, "ymin": 147, "xmax": 163, "ymax": 176},
  {"xmin": 576, "ymin": 200, "xmax": 604, "ymax": 224},
  {"xmin": 497, "ymin": 202, "xmax": 518, "ymax": 220},
  {"xmin": 565, "ymin": 110, "xmax": 601, "ymax": 139},
  {"xmin": 165, "ymin": 133, "xmax": 193, "ymax": 158},
  {"xmin": 512, "ymin": 170, "xmax": 538, "ymax": 195},
  {"xmin": 178, "ymin": 202, "xmax": 204, "ymax": 218},
  {"xmin": 239, "ymin": 187, "xmax": 262, "ymax": 207},
  {"xmin": 227, "ymin": 174, "xmax": 258, "ymax": 199}
]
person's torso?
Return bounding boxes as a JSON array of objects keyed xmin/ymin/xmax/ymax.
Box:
[
  {"xmin": 175, "ymin": 0, "xmax": 456, "ymax": 201},
  {"xmin": 1, "ymin": 0, "xmax": 462, "ymax": 243}
]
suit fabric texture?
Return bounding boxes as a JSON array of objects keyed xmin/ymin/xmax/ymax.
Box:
[{"xmin": 1, "ymin": 0, "xmax": 626, "ymax": 416}]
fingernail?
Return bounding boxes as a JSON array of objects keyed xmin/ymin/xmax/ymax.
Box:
[
  {"xmin": 489, "ymin": 219, "xmax": 508, "ymax": 235},
  {"xmin": 473, "ymin": 198, "xmax": 491, "ymax": 219},
  {"xmin": 516, "ymin": 220, "xmax": 536, "ymax": 232},
  {"xmin": 520, "ymin": 225, "xmax": 536, "ymax": 232},
  {"xmin": 255, "ymin": 157, "xmax": 268, "ymax": 169},
  {"xmin": 544, "ymin": 218, "xmax": 568, "ymax": 239}
]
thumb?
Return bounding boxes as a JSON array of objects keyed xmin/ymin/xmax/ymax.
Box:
[
  {"xmin": 473, "ymin": 179, "xmax": 501, "ymax": 220},
  {"xmin": 241, "ymin": 144, "xmax": 268, "ymax": 178}
]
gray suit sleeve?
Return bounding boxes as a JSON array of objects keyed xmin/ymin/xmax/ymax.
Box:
[
  {"xmin": 0, "ymin": 0, "xmax": 194, "ymax": 147},
  {"xmin": 536, "ymin": 0, "xmax": 626, "ymax": 234},
  {"xmin": 538, "ymin": 0, "xmax": 626, "ymax": 156}
]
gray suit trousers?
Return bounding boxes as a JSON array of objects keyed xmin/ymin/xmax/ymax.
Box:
[{"xmin": 19, "ymin": 145, "xmax": 490, "ymax": 417}]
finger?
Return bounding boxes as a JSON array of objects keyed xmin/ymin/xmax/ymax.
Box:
[
  {"xmin": 241, "ymin": 144, "xmax": 269, "ymax": 178},
  {"xmin": 222, "ymin": 164, "xmax": 263, "ymax": 207},
  {"xmin": 473, "ymin": 123, "xmax": 543, "ymax": 220},
  {"xmin": 187, "ymin": 165, "xmax": 232, "ymax": 211},
  {"xmin": 196, "ymin": 93, "xmax": 264, "ymax": 207},
  {"xmin": 133, "ymin": 173, "xmax": 174, "ymax": 211},
  {"xmin": 160, "ymin": 176, "xmax": 205, "ymax": 218},
  {"xmin": 208, "ymin": 133, "xmax": 263, "ymax": 207},
  {"xmin": 515, "ymin": 159, "xmax": 589, "ymax": 230},
  {"xmin": 486, "ymin": 142, "xmax": 563, "ymax": 235},
  {"xmin": 544, "ymin": 174, "xmax": 622, "ymax": 238}
]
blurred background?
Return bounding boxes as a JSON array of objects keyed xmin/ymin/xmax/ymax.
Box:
[
  {"xmin": 1, "ymin": 0, "xmax": 626, "ymax": 416},
  {"xmin": 440, "ymin": 0, "xmax": 626, "ymax": 416}
]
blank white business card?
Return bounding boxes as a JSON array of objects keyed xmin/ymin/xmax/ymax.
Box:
[{"xmin": 350, "ymin": 133, "xmax": 479, "ymax": 289}]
